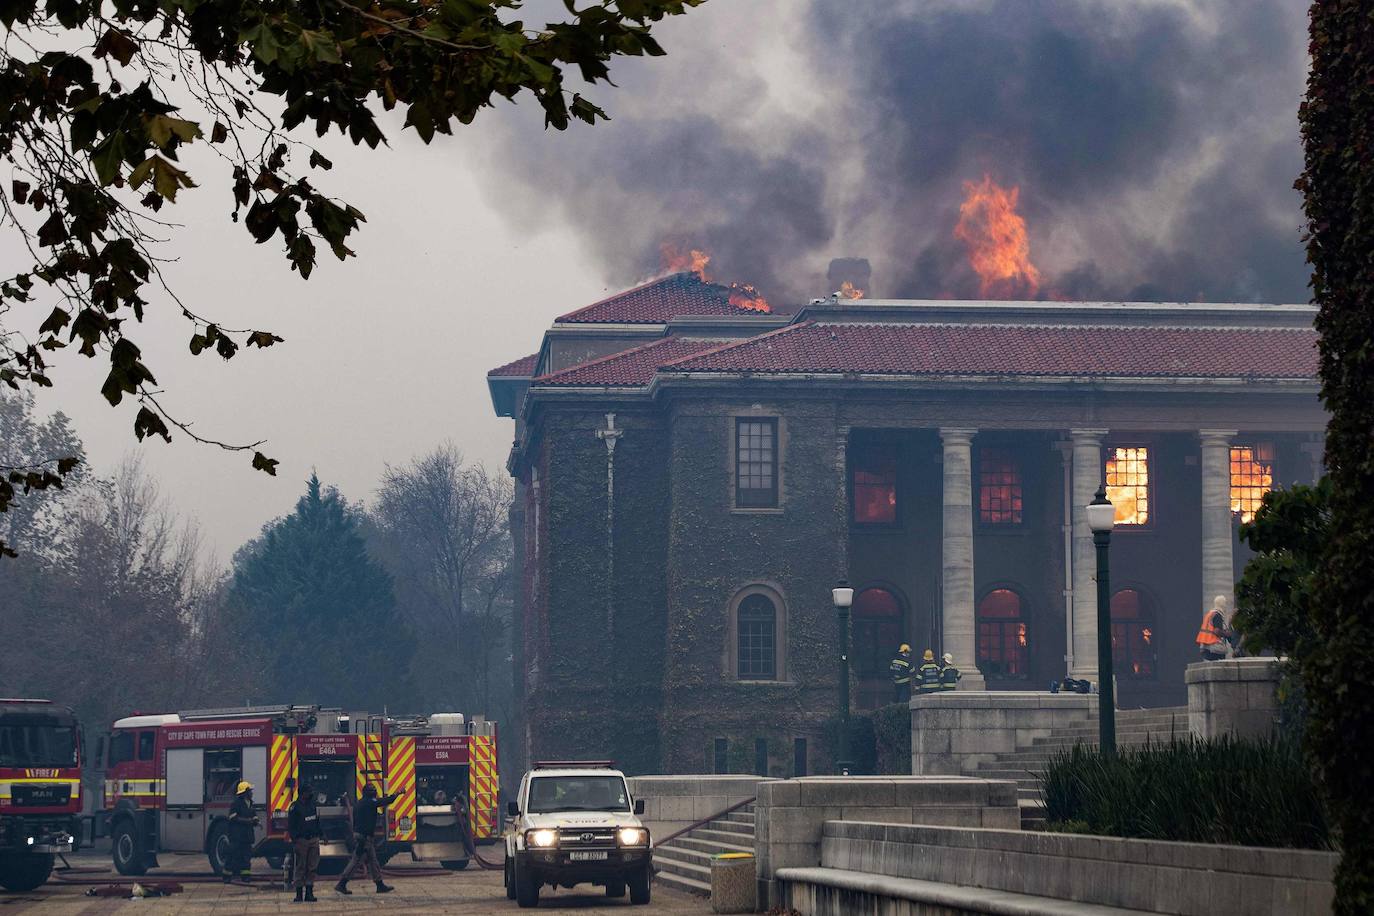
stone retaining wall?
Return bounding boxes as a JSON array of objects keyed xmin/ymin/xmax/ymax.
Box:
[
  {"xmin": 754, "ymin": 776, "xmax": 1019, "ymax": 909},
  {"xmin": 625, "ymin": 775, "xmax": 766, "ymax": 839},
  {"xmin": 780, "ymin": 820, "xmax": 1335, "ymax": 915},
  {"xmin": 1186, "ymin": 656, "xmax": 1281, "ymax": 741},
  {"xmin": 911, "ymin": 691, "xmax": 1098, "ymax": 775}
]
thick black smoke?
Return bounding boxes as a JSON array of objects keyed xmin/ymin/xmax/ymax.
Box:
[{"xmin": 474, "ymin": 0, "xmax": 1309, "ymax": 306}]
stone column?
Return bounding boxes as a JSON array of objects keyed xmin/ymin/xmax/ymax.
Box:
[
  {"xmin": 1199, "ymin": 429, "xmax": 1238, "ymax": 620},
  {"xmin": 1069, "ymin": 429, "xmax": 1108, "ymax": 681},
  {"xmin": 939, "ymin": 428, "xmax": 984, "ymax": 689}
]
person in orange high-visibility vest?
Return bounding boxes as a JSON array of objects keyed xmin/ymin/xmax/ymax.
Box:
[{"xmin": 1196, "ymin": 595, "xmax": 1231, "ymax": 662}]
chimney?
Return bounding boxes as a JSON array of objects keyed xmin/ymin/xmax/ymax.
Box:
[{"xmin": 827, "ymin": 258, "xmax": 872, "ymax": 298}]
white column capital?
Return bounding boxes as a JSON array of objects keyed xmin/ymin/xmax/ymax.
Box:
[
  {"xmin": 1198, "ymin": 429, "xmax": 1239, "ymax": 445},
  {"xmin": 1069, "ymin": 428, "xmax": 1109, "ymax": 445},
  {"xmin": 938, "ymin": 427, "xmax": 978, "ymax": 445}
]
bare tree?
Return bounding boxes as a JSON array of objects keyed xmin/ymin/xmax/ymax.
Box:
[{"xmin": 369, "ymin": 443, "xmax": 513, "ymax": 713}]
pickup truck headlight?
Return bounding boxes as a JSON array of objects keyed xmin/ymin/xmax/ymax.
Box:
[
  {"xmin": 527, "ymin": 829, "xmax": 558, "ymax": 849},
  {"xmin": 617, "ymin": 827, "xmax": 647, "ymax": 847}
]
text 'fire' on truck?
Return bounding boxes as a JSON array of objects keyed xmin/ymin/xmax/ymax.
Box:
[
  {"xmin": 95, "ymin": 705, "xmax": 390, "ymax": 877},
  {"xmin": 384, "ymin": 713, "xmax": 499, "ymax": 870},
  {"xmin": 0, "ymin": 699, "xmax": 81, "ymax": 892}
]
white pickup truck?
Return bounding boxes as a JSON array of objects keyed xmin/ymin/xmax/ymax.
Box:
[{"xmin": 503, "ymin": 762, "xmax": 652, "ymax": 908}]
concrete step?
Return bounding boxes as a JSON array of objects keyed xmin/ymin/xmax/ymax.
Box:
[
  {"xmin": 670, "ymin": 835, "xmax": 753, "ymax": 857},
  {"xmin": 652, "ymin": 851, "xmax": 713, "ymax": 885},
  {"xmin": 654, "ymin": 844, "xmax": 721, "ymax": 869},
  {"xmin": 687, "ymin": 827, "xmax": 756, "ymax": 848},
  {"xmin": 652, "ymin": 867, "xmax": 711, "ymax": 897},
  {"xmin": 705, "ymin": 819, "xmax": 755, "ymax": 838},
  {"xmin": 723, "ymin": 810, "xmax": 754, "ymax": 825}
]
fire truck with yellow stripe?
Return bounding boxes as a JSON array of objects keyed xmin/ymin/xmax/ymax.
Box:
[
  {"xmin": 95, "ymin": 705, "xmax": 389, "ymax": 876},
  {"xmin": 383, "ymin": 713, "xmax": 499, "ymax": 870},
  {"xmin": 0, "ymin": 699, "xmax": 82, "ymax": 892}
]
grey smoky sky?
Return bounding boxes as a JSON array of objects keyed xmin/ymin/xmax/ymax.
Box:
[
  {"xmin": 478, "ymin": 0, "xmax": 1310, "ymax": 304},
  {"xmin": 12, "ymin": 0, "xmax": 1311, "ymax": 559}
]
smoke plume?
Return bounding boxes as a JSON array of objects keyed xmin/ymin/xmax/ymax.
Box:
[{"xmin": 472, "ymin": 0, "xmax": 1309, "ymax": 306}]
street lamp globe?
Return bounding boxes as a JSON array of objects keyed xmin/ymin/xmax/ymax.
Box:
[
  {"xmin": 1086, "ymin": 486, "xmax": 1116, "ymax": 533},
  {"xmin": 832, "ymin": 580, "xmax": 854, "ymax": 609}
]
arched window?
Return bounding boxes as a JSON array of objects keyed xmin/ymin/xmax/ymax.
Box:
[
  {"xmin": 1111, "ymin": 589, "xmax": 1156, "ymax": 679},
  {"xmin": 737, "ymin": 594, "xmax": 778, "ymax": 680},
  {"xmin": 853, "ymin": 587, "xmax": 905, "ymax": 709},
  {"xmin": 977, "ymin": 589, "xmax": 1029, "ymax": 679}
]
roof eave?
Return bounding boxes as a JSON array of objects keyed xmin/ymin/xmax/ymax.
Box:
[{"xmin": 655, "ymin": 371, "xmax": 1321, "ymax": 393}]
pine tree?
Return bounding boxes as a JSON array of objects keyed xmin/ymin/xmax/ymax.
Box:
[{"xmin": 227, "ymin": 474, "xmax": 416, "ymax": 711}]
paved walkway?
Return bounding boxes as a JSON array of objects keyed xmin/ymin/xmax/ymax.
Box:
[{"xmin": 2, "ymin": 853, "xmax": 711, "ymax": 914}]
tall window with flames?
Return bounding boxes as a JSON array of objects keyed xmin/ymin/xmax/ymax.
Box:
[
  {"xmin": 851, "ymin": 443, "xmax": 898, "ymax": 525},
  {"xmin": 1110, "ymin": 588, "xmax": 1155, "ymax": 679},
  {"xmin": 976, "ymin": 588, "xmax": 1029, "ymax": 679},
  {"xmin": 979, "ymin": 447, "xmax": 1023, "ymax": 525},
  {"xmin": 1105, "ymin": 446, "xmax": 1150, "ymax": 526},
  {"xmin": 1230, "ymin": 444, "xmax": 1274, "ymax": 523}
]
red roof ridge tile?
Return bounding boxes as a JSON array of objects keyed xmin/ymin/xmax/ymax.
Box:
[
  {"xmin": 533, "ymin": 336, "xmax": 673, "ymax": 383},
  {"xmin": 656, "ymin": 321, "xmax": 815, "ymax": 370},
  {"xmin": 487, "ymin": 352, "xmax": 540, "ymax": 377},
  {"xmin": 554, "ymin": 272, "xmax": 773, "ymax": 324}
]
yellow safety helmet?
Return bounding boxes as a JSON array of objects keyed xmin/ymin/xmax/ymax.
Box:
[
  {"xmin": 236, "ymin": 781, "xmax": 254, "ymax": 795},
  {"xmin": 899, "ymin": 644, "xmax": 911, "ymax": 653},
  {"xmin": 923, "ymin": 649, "xmax": 935, "ymax": 661}
]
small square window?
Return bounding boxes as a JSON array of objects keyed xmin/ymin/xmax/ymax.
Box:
[{"xmin": 735, "ymin": 418, "xmax": 779, "ymax": 509}]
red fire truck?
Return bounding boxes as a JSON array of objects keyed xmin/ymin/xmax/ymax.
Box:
[
  {"xmin": 0, "ymin": 699, "xmax": 82, "ymax": 892},
  {"xmin": 383, "ymin": 713, "xmax": 499, "ymax": 870},
  {"xmin": 97, "ymin": 705, "xmax": 387, "ymax": 876}
]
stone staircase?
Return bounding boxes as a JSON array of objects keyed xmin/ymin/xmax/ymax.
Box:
[
  {"xmin": 968, "ymin": 705, "xmax": 1189, "ymax": 829},
  {"xmin": 651, "ymin": 804, "xmax": 755, "ymax": 896}
]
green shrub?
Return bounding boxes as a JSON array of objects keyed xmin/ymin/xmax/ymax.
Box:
[
  {"xmin": 821, "ymin": 712, "xmax": 876, "ymax": 775},
  {"xmin": 1042, "ymin": 734, "xmax": 1330, "ymax": 850},
  {"xmin": 871, "ymin": 703, "xmax": 912, "ymax": 775}
]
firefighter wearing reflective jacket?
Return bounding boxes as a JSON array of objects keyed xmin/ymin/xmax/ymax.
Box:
[
  {"xmin": 889, "ymin": 644, "xmax": 913, "ymax": 702},
  {"xmin": 1196, "ymin": 595, "xmax": 1231, "ymax": 662},
  {"xmin": 939, "ymin": 653, "xmax": 962, "ymax": 690},
  {"xmin": 287, "ymin": 787, "xmax": 322, "ymax": 903},
  {"xmin": 916, "ymin": 650, "xmax": 942, "ymax": 694},
  {"xmin": 224, "ymin": 782, "xmax": 258, "ymax": 884}
]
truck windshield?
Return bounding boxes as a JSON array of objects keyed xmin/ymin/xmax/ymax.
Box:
[
  {"xmin": 527, "ymin": 775, "xmax": 629, "ymax": 813},
  {"xmin": 0, "ymin": 722, "xmax": 78, "ymax": 768}
]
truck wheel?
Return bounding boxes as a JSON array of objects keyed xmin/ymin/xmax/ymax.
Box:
[
  {"xmin": 440, "ymin": 859, "xmax": 469, "ymax": 871},
  {"xmin": 206, "ymin": 824, "xmax": 232, "ymax": 876},
  {"xmin": 514, "ymin": 857, "xmax": 539, "ymax": 908},
  {"xmin": 0, "ymin": 854, "xmax": 54, "ymax": 892},
  {"xmin": 112, "ymin": 821, "xmax": 147, "ymax": 876},
  {"xmin": 265, "ymin": 854, "xmax": 285, "ymax": 870},
  {"xmin": 504, "ymin": 857, "xmax": 516, "ymax": 899},
  {"xmin": 605, "ymin": 880, "xmax": 626, "ymax": 898},
  {"xmin": 628, "ymin": 863, "xmax": 651, "ymax": 905}
]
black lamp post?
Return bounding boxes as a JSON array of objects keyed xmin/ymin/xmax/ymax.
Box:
[
  {"xmin": 832, "ymin": 579, "xmax": 855, "ymax": 776},
  {"xmin": 1086, "ymin": 485, "xmax": 1117, "ymax": 757}
]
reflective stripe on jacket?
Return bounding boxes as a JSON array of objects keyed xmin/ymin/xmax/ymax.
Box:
[
  {"xmin": 889, "ymin": 657, "xmax": 912, "ymax": 685},
  {"xmin": 939, "ymin": 665, "xmax": 961, "ymax": 688},
  {"xmin": 917, "ymin": 662, "xmax": 941, "ymax": 691}
]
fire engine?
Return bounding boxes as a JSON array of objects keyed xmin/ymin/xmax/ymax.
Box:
[
  {"xmin": 384, "ymin": 713, "xmax": 499, "ymax": 869},
  {"xmin": 97, "ymin": 705, "xmax": 388, "ymax": 876},
  {"xmin": 0, "ymin": 699, "xmax": 81, "ymax": 892}
]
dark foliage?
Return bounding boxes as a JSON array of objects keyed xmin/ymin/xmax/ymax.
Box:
[
  {"xmin": 1297, "ymin": 0, "xmax": 1374, "ymax": 908},
  {"xmin": 821, "ymin": 712, "xmax": 876, "ymax": 776},
  {"xmin": 871, "ymin": 703, "xmax": 912, "ymax": 775},
  {"xmin": 1042, "ymin": 736, "xmax": 1330, "ymax": 850}
]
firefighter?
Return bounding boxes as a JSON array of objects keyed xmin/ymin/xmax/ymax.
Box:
[
  {"xmin": 916, "ymin": 649, "xmax": 942, "ymax": 694},
  {"xmin": 335, "ymin": 784, "xmax": 401, "ymax": 896},
  {"xmin": 224, "ymin": 781, "xmax": 258, "ymax": 884},
  {"xmin": 889, "ymin": 644, "xmax": 913, "ymax": 703},
  {"xmin": 1196, "ymin": 595, "xmax": 1231, "ymax": 662},
  {"xmin": 939, "ymin": 653, "xmax": 962, "ymax": 690},
  {"xmin": 287, "ymin": 785, "xmax": 322, "ymax": 903}
]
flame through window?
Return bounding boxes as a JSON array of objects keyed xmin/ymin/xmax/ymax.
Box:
[
  {"xmin": 1230, "ymin": 444, "xmax": 1274, "ymax": 523},
  {"xmin": 1105, "ymin": 446, "xmax": 1149, "ymax": 526},
  {"xmin": 979, "ymin": 447, "xmax": 1023, "ymax": 525}
]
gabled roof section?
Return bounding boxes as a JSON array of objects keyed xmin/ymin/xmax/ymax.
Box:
[
  {"xmin": 666, "ymin": 322, "xmax": 1320, "ymax": 380},
  {"xmin": 555, "ymin": 272, "xmax": 772, "ymax": 325},
  {"xmin": 534, "ymin": 336, "xmax": 726, "ymax": 388},
  {"xmin": 488, "ymin": 353, "xmax": 539, "ymax": 377}
]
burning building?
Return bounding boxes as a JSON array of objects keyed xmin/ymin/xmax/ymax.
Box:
[{"xmin": 487, "ymin": 272, "xmax": 1324, "ymax": 776}]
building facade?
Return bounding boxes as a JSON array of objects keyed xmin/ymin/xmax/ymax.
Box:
[{"xmin": 487, "ymin": 273, "xmax": 1324, "ymax": 776}]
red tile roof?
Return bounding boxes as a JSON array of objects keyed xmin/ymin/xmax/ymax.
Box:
[
  {"xmin": 555, "ymin": 272, "xmax": 773, "ymax": 324},
  {"xmin": 488, "ymin": 353, "xmax": 539, "ymax": 377},
  {"xmin": 535, "ymin": 337, "xmax": 726, "ymax": 387},
  {"xmin": 667, "ymin": 322, "xmax": 1319, "ymax": 380}
]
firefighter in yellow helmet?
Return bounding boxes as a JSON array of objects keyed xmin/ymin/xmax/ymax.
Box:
[
  {"xmin": 224, "ymin": 781, "xmax": 259, "ymax": 884},
  {"xmin": 888, "ymin": 644, "xmax": 913, "ymax": 703},
  {"xmin": 916, "ymin": 649, "xmax": 942, "ymax": 694}
]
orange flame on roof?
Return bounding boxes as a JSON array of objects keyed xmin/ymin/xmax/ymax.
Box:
[
  {"xmin": 659, "ymin": 242, "xmax": 771, "ymax": 312},
  {"xmin": 839, "ymin": 281, "xmax": 864, "ymax": 300},
  {"xmin": 954, "ymin": 175, "xmax": 1042, "ymax": 298}
]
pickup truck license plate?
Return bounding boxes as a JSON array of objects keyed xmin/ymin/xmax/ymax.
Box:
[{"xmin": 569, "ymin": 851, "xmax": 608, "ymax": 861}]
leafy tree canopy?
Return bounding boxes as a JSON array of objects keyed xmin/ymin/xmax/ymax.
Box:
[
  {"xmin": 227, "ymin": 472, "xmax": 416, "ymax": 709},
  {"xmin": 0, "ymin": 0, "xmax": 703, "ymax": 534}
]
